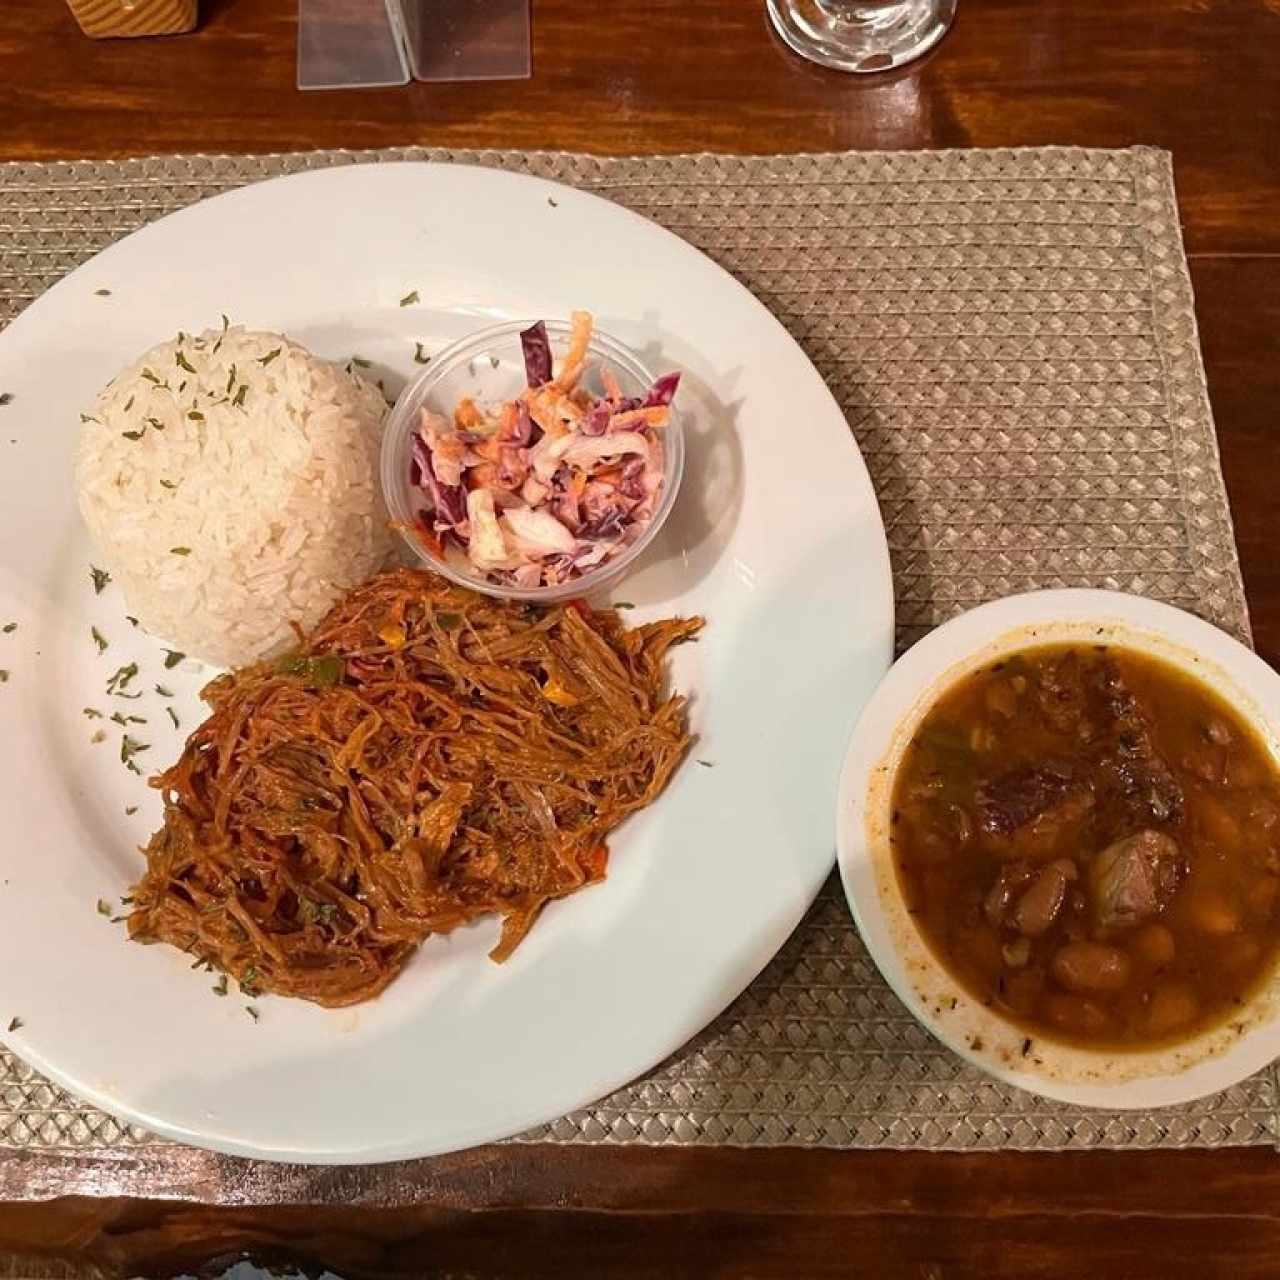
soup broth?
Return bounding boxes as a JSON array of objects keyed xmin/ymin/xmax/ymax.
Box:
[{"xmin": 891, "ymin": 644, "xmax": 1280, "ymax": 1049}]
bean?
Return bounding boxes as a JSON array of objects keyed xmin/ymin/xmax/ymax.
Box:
[
  {"xmin": 1130, "ymin": 923, "xmax": 1175, "ymax": 970},
  {"xmin": 1218, "ymin": 934, "xmax": 1261, "ymax": 972},
  {"xmin": 1188, "ymin": 891, "xmax": 1241, "ymax": 935},
  {"xmin": 1042, "ymin": 993, "xmax": 1110, "ymax": 1038},
  {"xmin": 1013, "ymin": 861, "xmax": 1075, "ymax": 937},
  {"xmin": 1197, "ymin": 796, "xmax": 1241, "ymax": 849},
  {"xmin": 1145, "ymin": 983, "xmax": 1200, "ymax": 1037},
  {"xmin": 1050, "ymin": 941, "xmax": 1132, "ymax": 993}
]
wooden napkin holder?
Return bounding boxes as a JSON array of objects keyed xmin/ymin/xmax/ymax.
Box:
[{"xmin": 65, "ymin": 0, "xmax": 197, "ymax": 39}]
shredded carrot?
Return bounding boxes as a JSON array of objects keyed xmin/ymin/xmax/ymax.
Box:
[
  {"xmin": 454, "ymin": 397, "xmax": 483, "ymax": 429},
  {"xmin": 553, "ymin": 310, "xmax": 593, "ymax": 391},
  {"xmin": 609, "ymin": 406, "xmax": 670, "ymax": 430}
]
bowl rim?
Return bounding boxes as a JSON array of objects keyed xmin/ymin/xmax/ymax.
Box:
[
  {"xmin": 379, "ymin": 317, "xmax": 685, "ymax": 603},
  {"xmin": 836, "ymin": 588, "xmax": 1280, "ymax": 1109}
]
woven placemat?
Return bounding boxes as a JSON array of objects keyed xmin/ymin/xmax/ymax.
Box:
[{"xmin": 0, "ymin": 146, "xmax": 1270, "ymax": 1196}]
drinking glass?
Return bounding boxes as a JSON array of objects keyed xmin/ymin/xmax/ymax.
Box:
[{"xmin": 766, "ymin": 0, "xmax": 956, "ymax": 73}]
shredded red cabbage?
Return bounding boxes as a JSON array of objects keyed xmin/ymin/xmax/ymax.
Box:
[
  {"xmin": 520, "ymin": 321, "xmax": 553, "ymax": 387},
  {"xmin": 618, "ymin": 456, "xmax": 647, "ymax": 500},
  {"xmin": 581, "ymin": 400, "xmax": 612, "ymax": 436},
  {"xmin": 411, "ymin": 434, "xmax": 466, "ymax": 529},
  {"xmin": 643, "ymin": 372, "xmax": 681, "ymax": 407}
]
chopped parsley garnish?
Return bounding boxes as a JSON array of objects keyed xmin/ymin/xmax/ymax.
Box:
[
  {"xmin": 160, "ymin": 479, "xmax": 176, "ymax": 490},
  {"xmin": 110, "ymin": 711, "xmax": 146, "ymax": 727},
  {"xmin": 121, "ymin": 430, "xmax": 145, "ymax": 441},
  {"xmin": 126, "ymin": 616, "xmax": 139, "ymax": 627},
  {"xmin": 90, "ymin": 566, "xmax": 111, "ymax": 594},
  {"xmin": 257, "ymin": 348, "xmax": 282, "ymax": 366},
  {"xmin": 175, "ymin": 350, "xmax": 197, "ymax": 374},
  {"xmin": 91, "ymin": 626, "xmax": 108, "ymax": 654},
  {"xmin": 414, "ymin": 343, "xmax": 430, "ymax": 364},
  {"xmin": 94, "ymin": 288, "xmax": 111, "ymax": 296},
  {"xmin": 145, "ymin": 416, "xmax": 164, "ymax": 431},
  {"xmin": 166, "ymin": 706, "xmax": 180, "ymax": 730},
  {"xmin": 170, "ymin": 546, "xmax": 191, "ymax": 556},
  {"xmin": 225, "ymin": 364, "xmax": 237, "ymax": 395},
  {"xmin": 0, "ymin": 671, "xmax": 8, "ymax": 684},
  {"xmin": 351, "ymin": 356, "xmax": 371, "ymax": 368},
  {"xmin": 140, "ymin": 368, "xmax": 161, "ymax": 385},
  {"xmin": 697, "ymin": 760, "xmax": 714, "ymax": 768},
  {"xmin": 123, "ymin": 395, "xmax": 134, "ymax": 412},
  {"xmin": 436, "ymin": 612, "xmax": 462, "ymax": 630},
  {"xmin": 212, "ymin": 975, "xmax": 228, "ymax": 997},
  {"xmin": 79, "ymin": 413, "xmax": 99, "ymax": 425},
  {"xmin": 90, "ymin": 729, "xmax": 106, "ymax": 744},
  {"xmin": 120, "ymin": 734, "xmax": 149, "ymax": 774},
  {"xmin": 106, "ymin": 662, "xmax": 139, "ymax": 695},
  {"xmin": 187, "ymin": 410, "xmax": 204, "ymax": 421},
  {"xmin": 232, "ymin": 384, "xmax": 248, "ymax": 409},
  {"xmin": 613, "ymin": 602, "xmax": 635, "ymax": 610},
  {"xmin": 96, "ymin": 898, "xmax": 111, "ymax": 916},
  {"xmin": 124, "ymin": 805, "xmax": 138, "ymax": 816},
  {"xmin": 163, "ymin": 650, "xmax": 185, "ymax": 669},
  {"xmin": 83, "ymin": 707, "xmax": 103, "ymax": 719},
  {"xmin": 399, "ymin": 290, "xmax": 420, "ymax": 307},
  {"xmin": 244, "ymin": 1005, "xmax": 260, "ymax": 1022},
  {"xmin": 0, "ymin": 393, "xmax": 10, "ymax": 406},
  {"xmin": 2, "ymin": 622, "xmax": 15, "ymax": 634},
  {"xmin": 6, "ymin": 1017, "xmax": 22, "ymax": 1033}
]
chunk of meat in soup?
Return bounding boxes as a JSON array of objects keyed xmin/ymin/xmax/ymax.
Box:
[
  {"xmin": 1092, "ymin": 735, "xmax": 1184, "ymax": 829},
  {"xmin": 1090, "ymin": 829, "xmax": 1184, "ymax": 934},
  {"xmin": 976, "ymin": 764, "xmax": 1074, "ymax": 837}
]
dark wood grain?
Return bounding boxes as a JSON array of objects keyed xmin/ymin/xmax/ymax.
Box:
[
  {"xmin": 1194, "ymin": 257, "xmax": 1280, "ymax": 665},
  {"xmin": 0, "ymin": 0, "xmax": 1277, "ymax": 251},
  {"xmin": 2, "ymin": 0, "xmax": 1280, "ymax": 1276},
  {"xmin": 6, "ymin": 1146, "xmax": 1280, "ymax": 1278}
]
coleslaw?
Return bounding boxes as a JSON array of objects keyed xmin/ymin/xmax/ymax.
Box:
[{"xmin": 407, "ymin": 311, "xmax": 678, "ymax": 588}]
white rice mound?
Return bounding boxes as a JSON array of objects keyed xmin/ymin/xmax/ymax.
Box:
[{"xmin": 75, "ymin": 327, "xmax": 393, "ymax": 668}]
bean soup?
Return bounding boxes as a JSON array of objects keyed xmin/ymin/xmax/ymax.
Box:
[{"xmin": 891, "ymin": 644, "xmax": 1280, "ymax": 1048}]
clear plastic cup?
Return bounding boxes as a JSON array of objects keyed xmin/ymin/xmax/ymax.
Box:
[{"xmin": 380, "ymin": 319, "xmax": 685, "ymax": 603}]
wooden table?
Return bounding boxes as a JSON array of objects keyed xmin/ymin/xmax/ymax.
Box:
[{"xmin": 2, "ymin": 0, "xmax": 1279, "ymax": 1275}]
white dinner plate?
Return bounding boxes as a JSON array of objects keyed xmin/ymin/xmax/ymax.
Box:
[{"xmin": 0, "ymin": 163, "xmax": 893, "ymax": 1162}]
